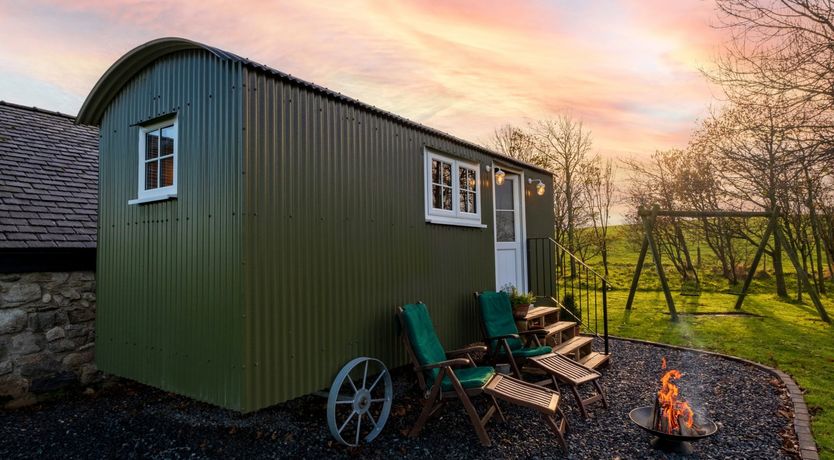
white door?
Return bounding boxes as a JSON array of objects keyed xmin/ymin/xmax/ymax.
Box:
[{"xmin": 494, "ymin": 174, "xmax": 525, "ymax": 290}]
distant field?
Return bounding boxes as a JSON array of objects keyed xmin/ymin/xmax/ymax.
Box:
[{"xmin": 588, "ymin": 225, "xmax": 834, "ymax": 458}]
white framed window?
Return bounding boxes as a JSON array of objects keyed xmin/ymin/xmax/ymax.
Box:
[
  {"xmin": 424, "ymin": 149, "xmax": 484, "ymax": 228},
  {"xmin": 128, "ymin": 117, "xmax": 178, "ymax": 205}
]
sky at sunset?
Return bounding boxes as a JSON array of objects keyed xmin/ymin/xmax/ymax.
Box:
[{"xmin": 0, "ymin": 0, "xmax": 728, "ymax": 160}]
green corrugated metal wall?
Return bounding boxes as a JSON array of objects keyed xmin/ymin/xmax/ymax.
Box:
[
  {"xmin": 97, "ymin": 51, "xmax": 246, "ymax": 409},
  {"xmin": 96, "ymin": 48, "xmax": 554, "ymax": 412},
  {"xmin": 239, "ymin": 68, "xmax": 554, "ymax": 411}
]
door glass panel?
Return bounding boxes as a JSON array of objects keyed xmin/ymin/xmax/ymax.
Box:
[
  {"xmin": 496, "ymin": 210, "xmax": 515, "ymax": 242},
  {"xmin": 496, "ymin": 179, "xmax": 514, "ymax": 210}
]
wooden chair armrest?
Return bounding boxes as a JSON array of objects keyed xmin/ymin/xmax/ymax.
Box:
[
  {"xmin": 447, "ymin": 345, "xmax": 488, "ymax": 357},
  {"xmin": 518, "ymin": 329, "xmax": 545, "ymax": 346},
  {"xmin": 485, "ymin": 333, "xmax": 520, "ymax": 342},
  {"xmin": 418, "ymin": 358, "xmax": 471, "ymax": 370}
]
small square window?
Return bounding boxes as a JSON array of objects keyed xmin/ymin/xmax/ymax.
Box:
[{"xmin": 130, "ymin": 117, "xmax": 178, "ymax": 205}]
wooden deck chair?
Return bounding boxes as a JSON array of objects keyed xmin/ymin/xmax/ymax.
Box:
[
  {"xmin": 475, "ymin": 291, "xmax": 607, "ymax": 419},
  {"xmin": 397, "ymin": 303, "xmax": 568, "ymax": 451}
]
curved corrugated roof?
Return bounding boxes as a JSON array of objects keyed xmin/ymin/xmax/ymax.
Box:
[{"xmin": 77, "ymin": 37, "xmax": 550, "ymax": 174}]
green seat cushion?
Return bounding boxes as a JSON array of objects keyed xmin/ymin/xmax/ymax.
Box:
[
  {"xmin": 440, "ymin": 366, "xmax": 496, "ymax": 392},
  {"xmin": 478, "ymin": 291, "xmax": 523, "ymax": 351},
  {"xmin": 498, "ymin": 345, "xmax": 552, "ymax": 358},
  {"xmin": 400, "ymin": 303, "xmax": 448, "ymax": 383}
]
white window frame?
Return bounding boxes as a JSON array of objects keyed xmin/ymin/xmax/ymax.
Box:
[
  {"xmin": 128, "ymin": 116, "xmax": 178, "ymax": 205},
  {"xmin": 424, "ymin": 149, "xmax": 485, "ymax": 228}
]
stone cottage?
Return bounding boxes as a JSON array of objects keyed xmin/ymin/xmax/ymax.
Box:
[{"xmin": 0, "ymin": 101, "xmax": 99, "ymax": 406}]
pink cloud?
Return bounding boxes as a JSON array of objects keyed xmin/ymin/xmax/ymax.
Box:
[{"xmin": 0, "ymin": 0, "xmax": 725, "ymax": 159}]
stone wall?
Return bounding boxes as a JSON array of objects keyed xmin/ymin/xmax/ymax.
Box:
[{"xmin": 0, "ymin": 271, "xmax": 98, "ymax": 407}]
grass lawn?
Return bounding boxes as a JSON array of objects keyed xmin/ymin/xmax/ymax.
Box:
[{"xmin": 591, "ymin": 226, "xmax": 834, "ymax": 458}]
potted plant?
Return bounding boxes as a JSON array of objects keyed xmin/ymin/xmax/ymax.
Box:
[{"xmin": 502, "ymin": 284, "xmax": 536, "ymax": 319}]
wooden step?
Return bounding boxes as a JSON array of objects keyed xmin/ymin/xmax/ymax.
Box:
[
  {"xmin": 523, "ymin": 306, "xmax": 560, "ymax": 321},
  {"xmin": 541, "ymin": 321, "xmax": 577, "ymax": 338},
  {"xmin": 578, "ymin": 351, "xmax": 610, "ymax": 370},
  {"xmin": 552, "ymin": 335, "xmax": 593, "ymax": 357}
]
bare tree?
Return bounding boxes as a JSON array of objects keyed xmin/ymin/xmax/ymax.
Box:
[
  {"xmin": 693, "ymin": 100, "xmax": 813, "ymax": 296},
  {"xmin": 678, "ymin": 132, "xmax": 746, "ymax": 286},
  {"xmin": 584, "ymin": 156, "xmax": 616, "ymax": 277},
  {"xmin": 487, "ymin": 117, "xmax": 603, "ymax": 264},
  {"xmin": 623, "ymin": 150, "xmax": 698, "ymax": 283},
  {"xmin": 712, "ymin": 0, "xmax": 834, "ymax": 140},
  {"xmin": 487, "ymin": 124, "xmax": 539, "ymax": 165},
  {"xmin": 533, "ymin": 116, "xmax": 594, "ymax": 257}
]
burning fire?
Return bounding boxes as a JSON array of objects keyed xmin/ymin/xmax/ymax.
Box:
[{"xmin": 653, "ymin": 357, "xmax": 696, "ymax": 434}]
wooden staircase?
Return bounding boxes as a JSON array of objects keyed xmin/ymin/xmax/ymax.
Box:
[
  {"xmin": 527, "ymin": 237, "xmax": 612, "ymax": 370},
  {"xmin": 516, "ymin": 305, "xmax": 610, "ymax": 370}
]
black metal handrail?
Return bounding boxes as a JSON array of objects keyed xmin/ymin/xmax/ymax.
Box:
[{"xmin": 527, "ymin": 237, "xmax": 610, "ymax": 355}]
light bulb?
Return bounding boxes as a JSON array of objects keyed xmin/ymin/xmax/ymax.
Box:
[
  {"xmin": 536, "ymin": 181, "xmax": 546, "ymax": 196},
  {"xmin": 495, "ymin": 168, "xmax": 505, "ymax": 185}
]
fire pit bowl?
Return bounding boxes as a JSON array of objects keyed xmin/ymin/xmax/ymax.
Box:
[{"xmin": 629, "ymin": 406, "xmax": 718, "ymax": 455}]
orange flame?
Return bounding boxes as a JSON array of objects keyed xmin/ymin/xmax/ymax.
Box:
[{"xmin": 657, "ymin": 359, "xmax": 694, "ymax": 433}]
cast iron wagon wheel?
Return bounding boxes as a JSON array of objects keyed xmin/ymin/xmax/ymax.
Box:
[{"xmin": 327, "ymin": 357, "xmax": 393, "ymax": 447}]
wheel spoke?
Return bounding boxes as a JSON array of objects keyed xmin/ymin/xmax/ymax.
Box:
[
  {"xmin": 355, "ymin": 413, "xmax": 363, "ymax": 445},
  {"xmin": 367, "ymin": 411, "xmax": 378, "ymax": 428},
  {"xmin": 335, "ymin": 399, "xmax": 354, "ymax": 404},
  {"xmin": 362, "ymin": 360, "xmax": 369, "ymax": 389},
  {"xmin": 370, "ymin": 398, "xmax": 387, "ymax": 403},
  {"xmin": 368, "ymin": 369, "xmax": 387, "ymax": 392},
  {"xmin": 338, "ymin": 411, "xmax": 357, "ymax": 434},
  {"xmin": 346, "ymin": 374, "xmax": 358, "ymax": 393}
]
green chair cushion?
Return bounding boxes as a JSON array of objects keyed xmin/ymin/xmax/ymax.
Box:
[
  {"xmin": 478, "ymin": 291, "xmax": 523, "ymax": 351},
  {"xmin": 440, "ymin": 366, "xmax": 496, "ymax": 392},
  {"xmin": 498, "ymin": 345, "xmax": 553, "ymax": 358},
  {"xmin": 400, "ymin": 303, "xmax": 448, "ymax": 383},
  {"xmin": 401, "ymin": 303, "xmax": 447, "ymax": 366}
]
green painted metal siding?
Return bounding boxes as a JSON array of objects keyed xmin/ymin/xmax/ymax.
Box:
[
  {"xmin": 96, "ymin": 51, "xmax": 246, "ymax": 410},
  {"xmin": 94, "ymin": 45, "xmax": 555, "ymax": 412},
  {"xmin": 239, "ymin": 69, "xmax": 555, "ymax": 411},
  {"xmin": 523, "ymin": 172, "xmax": 556, "ymax": 240}
]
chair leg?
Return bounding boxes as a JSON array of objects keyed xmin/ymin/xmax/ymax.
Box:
[
  {"xmin": 447, "ymin": 373, "xmax": 492, "ymax": 446},
  {"xmin": 459, "ymin": 394, "xmax": 492, "ymax": 446},
  {"xmin": 570, "ymin": 384, "xmax": 589, "ymax": 419},
  {"xmin": 409, "ymin": 378, "xmax": 443, "ymax": 438},
  {"xmin": 409, "ymin": 396, "xmax": 442, "ymax": 438},
  {"xmin": 544, "ymin": 412, "xmax": 569, "ymax": 454},
  {"xmin": 498, "ymin": 339, "xmax": 523, "ymax": 380},
  {"xmin": 490, "ymin": 394, "xmax": 506, "ymax": 422},
  {"xmin": 594, "ymin": 380, "xmax": 608, "ymax": 409},
  {"xmin": 547, "ymin": 374, "xmax": 561, "ymax": 390}
]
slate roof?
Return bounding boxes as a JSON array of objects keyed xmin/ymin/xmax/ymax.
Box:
[{"xmin": 0, "ymin": 101, "xmax": 99, "ymax": 249}]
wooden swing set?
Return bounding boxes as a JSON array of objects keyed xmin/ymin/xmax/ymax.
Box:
[{"xmin": 625, "ymin": 205, "xmax": 831, "ymax": 323}]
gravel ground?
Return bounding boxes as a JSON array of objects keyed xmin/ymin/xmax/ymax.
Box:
[{"xmin": 0, "ymin": 339, "xmax": 798, "ymax": 459}]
